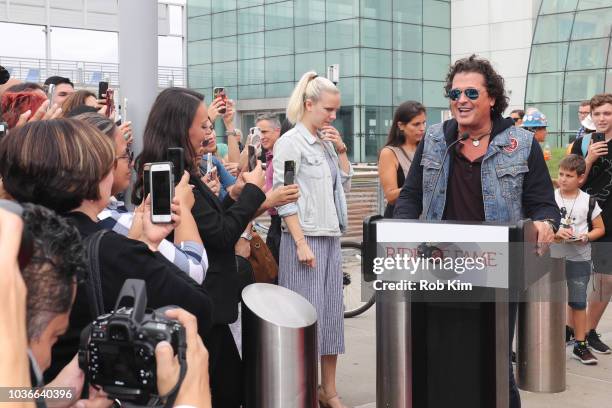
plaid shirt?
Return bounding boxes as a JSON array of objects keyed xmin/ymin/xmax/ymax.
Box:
[{"xmin": 97, "ymin": 197, "xmax": 208, "ymax": 284}]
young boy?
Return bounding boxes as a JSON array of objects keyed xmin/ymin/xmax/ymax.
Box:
[{"xmin": 552, "ymin": 154, "xmax": 605, "ymax": 364}]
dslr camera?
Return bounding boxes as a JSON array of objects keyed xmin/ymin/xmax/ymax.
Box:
[{"xmin": 79, "ymin": 279, "xmax": 186, "ymax": 404}]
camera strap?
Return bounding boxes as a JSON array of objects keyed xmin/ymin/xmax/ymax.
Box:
[{"xmin": 83, "ymin": 229, "xmax": 110, "ymax": 318}]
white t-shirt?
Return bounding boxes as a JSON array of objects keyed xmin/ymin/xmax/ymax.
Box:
[{"xmin": 550, "ymin": 189, "xmax": 602, "ymax": 261}]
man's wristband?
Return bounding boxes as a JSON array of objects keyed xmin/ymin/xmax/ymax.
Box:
[
  {"xmin": 226, "ymin": 129, "xmax": 241, "ymax": 138},
  {"xmin": 336, "ymin": 143, "xmax": 347, "ymax": 154}
]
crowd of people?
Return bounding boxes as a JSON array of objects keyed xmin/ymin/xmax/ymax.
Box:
[
  {"xmin": 0, "ymin": 64, "xmax": 351, "ymax": 407},
  {"xmin": 1, "ymin": 51, "xmax": 612, "ymax": 408}
]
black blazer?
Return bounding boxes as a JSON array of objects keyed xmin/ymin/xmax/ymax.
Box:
[
  {"xmin": 190, "ymin": 176, "xmax": 266, "ymax": 324},
  {"xmin": 44, "ymin": 211, "xmax": 214, "ymax": 382}
]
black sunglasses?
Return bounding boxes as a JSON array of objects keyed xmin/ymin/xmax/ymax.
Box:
[{"xmin": 448, "ymin": 88, "xmax": 480, "ymax": 101}]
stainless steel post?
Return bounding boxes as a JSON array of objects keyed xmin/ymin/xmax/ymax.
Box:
[
  {"xmin": 376, "ymin": 289, "xmax": 411, "ymax": 408},
  {"xmin": 242, "ymin": 283, "xmax": 318, "ymax": 408},
  {"xmin": 517, "ymin": 258, "xmax": 566, "ymax": 392}
]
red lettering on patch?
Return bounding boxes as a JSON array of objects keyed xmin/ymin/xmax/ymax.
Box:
[{"xmin": 504, "ymin": 137, "xmax": 518, "ymax": 153}]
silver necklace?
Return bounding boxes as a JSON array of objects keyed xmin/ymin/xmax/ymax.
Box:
[
  {"xmin": 469, "ymin": 127, "xmax": 492, "ymax": 147},
  {"xmin": 559, "ymin": 191, "xmax": 579, "ymax": 227}
]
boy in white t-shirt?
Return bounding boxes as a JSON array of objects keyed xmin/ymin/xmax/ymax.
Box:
[{"xmin": 552, "ymin": 154, "xmax": 605, "ymax": 364}]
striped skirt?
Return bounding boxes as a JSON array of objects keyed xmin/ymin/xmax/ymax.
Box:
[{"xmin": 279, "ymin": 232, "xmax": 345, "ymax": 356}]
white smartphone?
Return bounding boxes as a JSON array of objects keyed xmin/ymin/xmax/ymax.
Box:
[
  {"xmin": 249, "ymin": 127, "xmax": 262, "ymax": 148},
  {"xmin": 149, "ymin": 162, "xmax": 174, "ymax": 224},
  {"xmin": 205, "ymin": 152, "xmax": 213, "ymax": 174}
]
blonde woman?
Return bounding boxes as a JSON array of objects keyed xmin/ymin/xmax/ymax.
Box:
[{"xmin": 273, "ymin": 72, "xmax": 353, "ymax": 408}]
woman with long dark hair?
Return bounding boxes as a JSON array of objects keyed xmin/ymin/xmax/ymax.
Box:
[
  {"xmin": 134, "ymin": 87, "xmax": 266, "ymax": 408},
  {"xmin": 378, "ymin": 101, "xmax": 427, "ymax": 217}
]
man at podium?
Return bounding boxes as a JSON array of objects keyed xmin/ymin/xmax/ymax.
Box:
[{"xmin": 394, "ymin": 55, "xmax": 560, "ymax": 408}]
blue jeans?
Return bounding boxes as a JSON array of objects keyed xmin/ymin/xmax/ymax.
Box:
[{"xmin": 565, "ymin": 260, "xmax": 591, "ymax": 310}]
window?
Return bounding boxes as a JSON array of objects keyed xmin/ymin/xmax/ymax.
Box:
[
  {"xmin": 566, "ymin": 38, "xmax": 608, "ymax": 70},
  {"xmin": 571, "ymin": 8, "xmax": 612, "ymax": 40},
  {"xmin": 265, "ymin": 28, "xmax": 294, "ymax": 56},
  {"xmin": 327, "ymin": 19, "xmax": 359, "ymax": 49},
  {"xmin": 50, "ymin": 27, "xmax": 118, "ymax": 63},
  {"xmin": 326, "ymin": 48, "xmax": 359, "ymax": 77},
  {"xmin": 393, "ymin": 0, "xmax": 422, "ymax": 24},
  {"xmin": 212, "ymin": 0, "xmax": 236, "ymax": 13},
  {"xmin": 423, "ymin": 81, "xmax": 447, "ymax": 107},
  {"xmin": 564, "ymin": 69, "xmax": 605, "ymax": 100},
  {"xmin": 188, "ymin": 15, "xmax": 211, "ymax": 40},
  {"xmin": 238, "ymin": 32, "xmax": 265, "ymax": 59},
  {"xmin": 266, "ymin": 55, "xmax": 294, "ymax": 82},
  {"xmin": 337, "ymin": 77, "xmax": 357, "ymax": 105},
  {"xmin": 294, "ymin": 0, "xmax": 325, "ymax": 25},
  {"xmin": 295, "ymin": 24, "xmax": 325, "ymax": 53},
  {"xmin": 526, "ymin": 72, "xmax": 564, "ymax": 103},
  {"xmin": 361, "ymin": 49, "xmax": 392, "ymax": 77},
  {"xmin": 361, "ymin": 19, "xmax": 392, "ymax": 49},
  {"xmin": 212, "ymin": 37, "xmax": 237, "ymax": 62},
  {"xmin": 295, "ymin": 52, "xmax": 326, "ymax": 80},
  {"xmin": 528, "ymin": 43, "xmax": 569, "ymax": 73},
  {"xmin": 188, "ymin": 64, "xmax": 212, "ymax": 89},
  {"xmin": 361, "ymin": 78, "xmax": 392, "ymax": 106},
  {"xmin": 187, "ymin": 0, "xmax": 211, "ymax": 17},
  {"xmin": 423, "ymin": 27, "xmax": 450, "ymax": 54},
  {"xmin": 212, "ymin": 61, "xmax": 238, "ymax": 86},
  {"xmin": 326, "ymin": 0, "xmax": 359, "ymax": 21},
  {"xmin": 239, "ymin": 84, "xmax": 265, "ymax": 99},
  {"xmin": 265, "ymin": 1, "xmax": 293, "ymax": 30},
  {"xmin": 423, "ymin": 54, "xmax": 450, "ymax": 81},
  {"xmin": 533, "ymin": 13, "xmax": 574, "ymax": 43},
  {"xmin": 212, "ymin": 11, "xmax": 237, "ymax": 38},
  {"xmin": 237, "ymin": 6, "xmax": 264, "ymax": 34},
  {"xmin": 393, "ymin": 51, "xmax": 422, "ymax": 79},
  {"xmin": 540, "ymin": 0, "xmax": 578, "ymax": 14},
  {"xmin": 577, "ymin": 0, "xmax": 612, "ymax": 10},
  {"xmin": 238, "ymin": 58, "xmax": 264, "ymax": 84},
  {"xmin": 237, "ymin": 0, "xmax": 263, "ymax": 7},
  {"xmin": 266, "ymin": 82, "xmax": 294, "ymax": 98},
  {"xmin": 360, "ymin": 0, "xmax": 391, "ymax": 20},
  {"xmin": 393, "ymin": 80, "xmax": 422, "ymax": 106},
  {"xmin": 423, "ymin": 0, "xmax": 450, "ymax": 28},
  {"xmin": 394, "ymin": 23, "xmax": 422, "ymax": 52},
  {"xmin": 188, "ymin": 40, "xmax": 211, "ymax": 65}
]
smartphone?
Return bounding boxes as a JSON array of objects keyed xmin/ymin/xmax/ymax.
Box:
[
  {"xmin": 249, "ymin": 127, "xmax": 261, "ymax": 148},
  {"xmin": 0, "ymin": 122, "xmax": 8, "ymax": 140},
  {"xmin": 167, "ymin": 147, "xmax": 185, "ymax": 184},
  {"xmin": 122, "ymin": 97, "xmax": 128, "ymax": 123},
  {"xmin": 592, "ymin": 132, "xmax": 606, "ymax": 143},
  {"xmin": 150, "ymin": 162, "xmax": 174, "ymax": 224},
  {"xmin": 284, "ymin": 160, "xmax": 295, "ymax": 185},
  {"xmin": 205, "ymin": 152, "xmax": 213, "ymax": 174},
  {"xmin": 105, "ymin": 89, "xmax": 115, "ymax": 118},
  {"xmin": 98, "ymin": 81, "xmax": 109, "ymax": 99},
  {"xmin": 213, "ymin": 87, "xmax": 227, "ymax": 114},
  {"xmin": 248, "ymin": 145, "xmax": 257, "ymax": 171},
  {"xmin": 46, "ymin": 84, "xmax": 55, "ymax": 110},
  {"xmin": 143, "ymin": 163, "xmax": 152, "ymax": 202}
]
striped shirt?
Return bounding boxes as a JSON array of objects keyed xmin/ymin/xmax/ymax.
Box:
[{"xmin": 97, "ymin": 198, "xmax": 208, "ymax": 284}]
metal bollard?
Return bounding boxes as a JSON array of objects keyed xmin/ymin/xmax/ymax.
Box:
[
  {"xmin": 376, "ymin": 289, "xmax": 412, "ymax": 408},
  {"xmin": 517, "ymin": 258, "xmax": 566, "ymax": 393},
  {"xmin": 242, "ymin": 283, "xmax": 318, "ymax": 408}
]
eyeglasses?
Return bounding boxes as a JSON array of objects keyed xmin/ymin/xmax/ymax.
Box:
[{"xmin": 448, "ymin": 88, "xmax": 480, "ymax": 101}]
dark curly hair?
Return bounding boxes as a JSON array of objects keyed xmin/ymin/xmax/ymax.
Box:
[
  {"xmin": 20, "ymin": 203, "xmax": 87, "ymax": 341},
  {"xmin": 444, "ymin": 54, "xmax": 509, "ymax": 118}
]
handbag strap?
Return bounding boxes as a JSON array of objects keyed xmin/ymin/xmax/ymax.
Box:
[{"xmin": 83, "ymin": 229, "xmax": 109, "ymax": 319}]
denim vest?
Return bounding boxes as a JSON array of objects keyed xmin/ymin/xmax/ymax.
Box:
[{"xmin": 421, "ymin": 123, "xmax": 534, "ymax": 223}]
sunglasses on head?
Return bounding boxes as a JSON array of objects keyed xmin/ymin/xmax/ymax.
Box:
[{"xmin": 448, "ymin": 88, "xmax": 480, "ymax": 101}]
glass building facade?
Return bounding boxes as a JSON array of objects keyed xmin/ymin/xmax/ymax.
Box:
[
  {"xmin": 186, "ymin": 0, "xmax": 450, "ymax": 162},
  {"xmin": 526, "ymin": 0, "xmax": 612, "ymax": 147}
]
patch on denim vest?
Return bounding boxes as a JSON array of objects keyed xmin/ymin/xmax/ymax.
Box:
[{"xmin": 504, "ymin": 137, "xmax": 518, "ymax": 153}]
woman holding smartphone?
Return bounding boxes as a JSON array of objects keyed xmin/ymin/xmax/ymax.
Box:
[
  {"xmin": 378, "ymin": 101, "xmax": 427, "ymax": 217},
  {"xmin": 134, "ymin": 87, "xmax": 266, "ymax": 408},
  {"xmin": 272, "ymin": 71, "xmax": 353, "ymax": 408}
]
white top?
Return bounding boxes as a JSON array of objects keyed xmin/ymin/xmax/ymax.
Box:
[{"xmin": 550, "ymin": 189, "xmax": 601, "ymax": 261}]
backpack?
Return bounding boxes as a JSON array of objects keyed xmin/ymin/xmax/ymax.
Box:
[{"xmin": 587, "ymin": 196, "xmax": 597, "ymax": 232}]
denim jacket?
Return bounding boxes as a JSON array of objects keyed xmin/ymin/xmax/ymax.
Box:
[
  {"xmin": 394, "ymin": 117, "xmax": 559, "ymax": 226},
  {"xmin": 273, "ymin": 122, "xmax": 353, "ymax": 236},
  {"xmin": 423, "ymin": 123, "xmax": 535, "ymax": 223}
]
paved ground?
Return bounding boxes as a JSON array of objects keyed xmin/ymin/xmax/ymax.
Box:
[{"xmin": 337, "ymin": 304, "xmax": 612, "ymax": 408}]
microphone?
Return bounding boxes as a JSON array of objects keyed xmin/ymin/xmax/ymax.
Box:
[
  {"xmin": 421, "ymin": 132, "xmax": 469, "ymax": 219},
  {"xmin": 0, "ymin": 65, "xmax": 9, "ymax": 85}
]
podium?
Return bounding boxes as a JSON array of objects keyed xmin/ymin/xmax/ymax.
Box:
[{"xmin": 363, "ymin": 217, "xmax": 560, "ymax": 408}]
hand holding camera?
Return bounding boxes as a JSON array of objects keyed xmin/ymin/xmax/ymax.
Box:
[
  {"xmin": 174, "ymin": 171, "xmax": 195, "ymax": 211},
  {"xmin": 142, "ymin": 194, "xmax": 181, "ymax": 251},
  {"xmin": 587, "ymin": 133, "xmax": 608, "ymax": 164},
  {"xmin": 207, "ymin": 97, "xmax": 225, "ymax": 123},
  {"xmin": 242, "ymin": 160, "xmax": 265, "ymax": 189}
]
